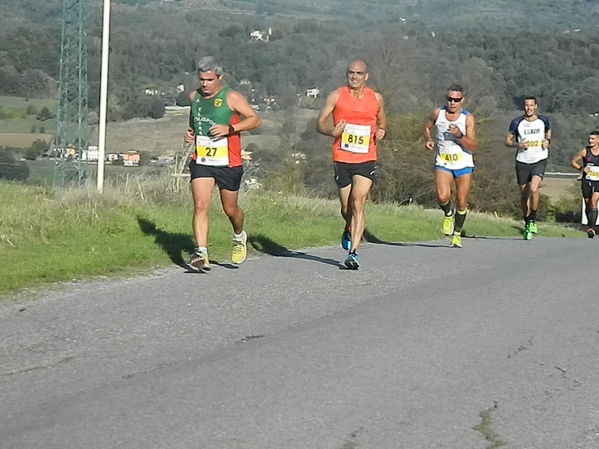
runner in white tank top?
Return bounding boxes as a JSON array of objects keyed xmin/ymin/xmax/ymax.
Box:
[{"xmin": 424, "ymin": 84, "xmax": 478, "ymax": 248}]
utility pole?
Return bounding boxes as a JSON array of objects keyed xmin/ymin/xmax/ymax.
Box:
[
  {"xmin": 97, "ymin": 0, "xmax": 111, "ymax": 194},
  {"xmin": 54, "ymin": 0, "xmax": 89, "ymax": 186}
]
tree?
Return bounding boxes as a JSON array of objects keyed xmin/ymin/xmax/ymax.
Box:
[
  {"xmin": 147, "ymin": 95, "xmax": 165, "ymax": 119},
  {"xmin": 25, "ymin": 139, "xmax": 50, "ymax": 160},
  {"xmin": 36, "ymin": 106, "xmax": 53, "ymax": 121}
]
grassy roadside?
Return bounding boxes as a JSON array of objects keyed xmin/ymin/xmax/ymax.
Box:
[{"xmin": 0, "ymin": 179, "xmax": 582, "ymax": 297}]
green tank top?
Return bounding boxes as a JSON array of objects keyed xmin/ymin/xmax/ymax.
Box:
[{"xmin": 190, "ymin": 86, "xmax": 235, "ymax": 136}]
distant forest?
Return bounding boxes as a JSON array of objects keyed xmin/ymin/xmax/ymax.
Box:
[
  {"xmin": 1, "ymin": 0, "xmax": 599, "ymax": 215},
  {"xmin": 1, "ymin": 0, "xmax": 599, "ymax": 114}
]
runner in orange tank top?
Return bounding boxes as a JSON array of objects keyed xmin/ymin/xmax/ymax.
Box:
[{"xmin": 317, "ymin": 59, "xmax": 387, "ymax": 269}]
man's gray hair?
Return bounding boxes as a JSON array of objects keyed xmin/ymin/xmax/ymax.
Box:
[{"xmin": 197, "ymin": 56, "xmax": 224, "ymax": 75}]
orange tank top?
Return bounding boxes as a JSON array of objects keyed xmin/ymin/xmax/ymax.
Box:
[{"xmin": 331, "ymin": 86, "xmax": 380, "ymax": 163}]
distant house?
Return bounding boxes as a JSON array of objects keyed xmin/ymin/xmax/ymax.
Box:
[
  {"xmin": 306, "ymin": 88, "xmax": 320, "ymax": 99},
  {"xmin": 122, "ymin": 151, "xmax": 140, "ymax": 167},
  {"xmin": 82, "ymin": 145, "xmax": 99, "ymax": 162},
  {"xmin": 176, "ymin": 83, "xmax": 185, "ymax": 93},
  {"xmin": 249, "ymin": 28, "xmax": 272, "ymax": 41},
  {"xmin": 144, "ymin": 88, "xmax": 162, "ymax": 96},
  {"xmin": 239, "ymin": 79, "xmax": 251, "ymax": 86}
]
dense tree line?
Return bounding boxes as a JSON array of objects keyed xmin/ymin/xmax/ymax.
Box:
[
  {"xmin": 2, "ymin": 0, "xmax": 599, "ymax": 119},
  {"xmin": 1, "ymin": 0, "xmax": 598, "ymax": 218}
]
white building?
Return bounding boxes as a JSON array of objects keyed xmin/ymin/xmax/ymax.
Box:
[
  {"xmin": 306, "ymin": 88, "xmax": 320, "ymax": 98},
  {"xmin": 82, "ymin": 145, "xmax": 99, "ymax": 162}
]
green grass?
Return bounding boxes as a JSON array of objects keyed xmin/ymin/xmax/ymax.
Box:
[
  {"xmin": 0, "ymin": 178, "xmax": 583, "ymax": 297},
  {"xmin": 0, "ymin": 96, "xmax": 57, "ymax": 109},
  {"xmin": 0, "ymin": 96, "xmax": 57, "ymax": 136},
  {"xmin": 0, "ymin": 120, "xmax": 56, "ymax": 135}
]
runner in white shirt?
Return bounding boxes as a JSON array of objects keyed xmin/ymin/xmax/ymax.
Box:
[
  {"xmin": 504, "ymin": 96, "xmax": 551, "ymax": 240},
  {"xmin": 423, "ymin": 84, "xmax": 477, "ymax": 248}
]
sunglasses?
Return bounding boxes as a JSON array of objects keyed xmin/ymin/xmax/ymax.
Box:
[{"xmin": 446, "ymin": 96, "xmax": 463, "ymax": 103}]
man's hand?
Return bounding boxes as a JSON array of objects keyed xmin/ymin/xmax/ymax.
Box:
[
  {"xmin": 447, "ymin": 124, "xmax": 463, "ymax": 139},
  {"xmin": 208, "ymin": 124, "xmax": 230, "ymax": 138},
  {"xmin": 542, "ymin": 138, "xmax": 550, "ymax": 149},
  {"xmin": 331, "ymin": 119, "xmax": 346, "ymax": 137},
  {"xmin": 375, "ymin": 127, "xmax": 386, "ymax": 140},
  {"xmin": 424, "ymin": 139, "xmax": 435, "ymax": 151},
  {"xmin": 184, "ymin": 128, "xmax": 195, "ymax": 145}
]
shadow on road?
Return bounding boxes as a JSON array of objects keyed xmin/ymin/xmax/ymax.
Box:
[
  {"xmin": 363, "ymin": 229, "xmax": 445, "ymax": 248},
  {"xmin": 249, "ymin": 234, "xmax": 345, "ymax": 268},
  {"xmin": 137, "ymin": 216, "xmax": 196, "ymax": 271}
]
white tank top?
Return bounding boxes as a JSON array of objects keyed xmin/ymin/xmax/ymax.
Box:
[{"xmin": 434, "ymin": 107, "xmax": 474, "ymax": 170}]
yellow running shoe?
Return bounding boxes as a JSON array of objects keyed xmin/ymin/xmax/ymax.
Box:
[
  {"xmin": 231, "ymin": 231, "xmax": 248, "ymax": 264},
  {"xmin": 450, "ymin": 233, "xmax": 462, "ymax": 248},
  {"xmin": 442, "ymin": 213, "xmax": 455, "ymax": 236},
  {"xmin": 189, "ymin": 249, "xmax": 210, "ymax": 271}
]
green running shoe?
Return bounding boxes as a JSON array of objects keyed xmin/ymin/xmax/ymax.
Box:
[{"xmin": 528, "ymin": 221, "xmax": 538, "ymax": 234}]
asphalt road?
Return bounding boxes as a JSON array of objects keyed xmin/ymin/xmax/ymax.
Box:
[{"xmin": 1, "ymin": 236, "xmax": 598, "ymax": 449}]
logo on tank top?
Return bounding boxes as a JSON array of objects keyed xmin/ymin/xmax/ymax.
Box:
[{"xmin": 214, "ymin": 98, "xmax": 223, "ymax": 107}]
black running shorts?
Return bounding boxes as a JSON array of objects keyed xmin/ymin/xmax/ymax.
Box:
[
  {"xmin": 334, "ymin": 161, "xmax": 378, "ymax": 188},
  {"xmin": 515, "ymin": 159, "xmax": 547, "ymax": 186},
  {"xmin": 189, "ymin": 160, "xmax": 243, "ymax": 191},
  {"xmin": 581, "ymin": 179, "xmax": 599, "ymax": 199}
]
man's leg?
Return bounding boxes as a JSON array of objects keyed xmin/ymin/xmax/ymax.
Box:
[
  {"xmin": 587, "ymin": 192, "xmax": 599, "ymax": 238},
  {"xmin": 220, "ymin": 188, "xmax": 248, "ymax": 264},
  {"xmin": 435, "ymin": 168, "xmax": 453, "ymax": 206},
  {"xmin": 348, "ymin": 175, "xmax": 373, "ymax": 253},
  {"xmin": 519, "ymin": 183, "xmax": 531, "ymax": 221},
  {"xmin": 449, "ymin": 172, "xmax": 472, "ymax": 248},
  {"xmin": 220, "ymin": 188, "xmax": 244, "ymax": 234},
  {"xmin": 191, "ymin": 177, "xmax": 215, "ymax": 247},
  {"xmin": 338, "ymin": 183, "xmax": 352, "ymax": 227},
  {"xmin": 435, "ymin": 169, "xmax": 455, "ymax": 235},
  {"xmin": 190, "ymin": 177, "xmax": 215, "ymax": 268},
  {"xmin": 527, "ymin": 175, "xmax": 542, "ymax": 222}
]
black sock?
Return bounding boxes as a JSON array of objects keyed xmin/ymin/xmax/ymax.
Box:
[
  {"xmin": 528, "ymin": 210, "xmax": 537, "ymax": 222},
  {"xmin": 454, "ymin": 209, "xmax": 467, "ymax": 233},
  {"xmin": 440, "ymin": 201, "xmax": 453, "ymax": 216},
  {"xmin": 589, "ymin": 209, "xmax": 598, "ymax": 230}
]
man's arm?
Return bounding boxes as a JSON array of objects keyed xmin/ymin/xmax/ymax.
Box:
[
  {"xmin": 184, "ymin": 91, "xmax": 197, "ymax": 145},
  {"xmin": 571, "ymin": 148, "xmax": 586, "ymax": 172},
  {"xmin": 456, "ymin": 113, "xmax": 477, "ymax": 151},
  {"xmin": 543, "ymin": 126, "xmax": 552, "ymax": 149},
  {"xmin": 504, "ymin": 132, "xmax": 520, "ymax": 148},
  {"xmin": 316, "ymin": 90, "xmax": 345, "ymax": 137},
  {"xmin": 423, "ymin": 108, "xmax": 439, "ymax": 151},
  {"xmin": 375, "ymin": 92, "xmax": 387, "ymax": 140}
]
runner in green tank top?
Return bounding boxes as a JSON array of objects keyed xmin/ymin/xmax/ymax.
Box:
[{"xmin": 183, "ymin": 56, "xmax": 261, "ymax": 271}]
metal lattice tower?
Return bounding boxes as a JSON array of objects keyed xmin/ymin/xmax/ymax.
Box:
[{"xmin": 54, "ymin": 0, "xmax": 89, "ymax": 186}]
